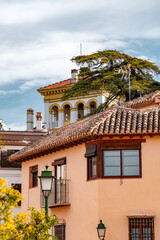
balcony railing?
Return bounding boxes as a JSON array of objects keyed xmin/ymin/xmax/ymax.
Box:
[
  {"xmin": 40, "ymin": 179, "xmax": 70, "ymax": 207},
  {"xmin": 51, "ymin": 121, "xmax": 58, "ymax": 128},
  {"xmin": 63, "ymin": 120, "xmax": 70, "ymax": 126}
]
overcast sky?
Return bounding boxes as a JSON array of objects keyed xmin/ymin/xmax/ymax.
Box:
[{"xmin": 0, "ymin": 0, "xmax": 160, "ymax": 130}]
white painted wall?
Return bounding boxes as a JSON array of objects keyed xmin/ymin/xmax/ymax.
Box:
[
  {"xmin": 2, "ymin": 146, "xmax": 24, "ymax": 150},
  {"xmin": 0, "ymin": 168, "xmax": 21, "ymax": 215}
]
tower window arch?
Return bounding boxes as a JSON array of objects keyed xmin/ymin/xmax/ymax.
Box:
[
  {"xmin": 64, "ymin": 104, "xmax": 70, "ymax": 121},
  {"xmin": 89, "ymin": 101, "xmax": 96, "ymax": 113},
  {"xmin": 77, "ymin": 103, "xmax": 84, "ymax": 119},
  {"xmin": 52, "ymin": 106, "xmax": 59, "ymax": 122}
]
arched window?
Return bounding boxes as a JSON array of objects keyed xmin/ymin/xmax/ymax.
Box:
[
  {"xmin": 90, "ymin": 101, "xmax": 96, "ymax": 113},
  {"xmin": 77, "ymin": 103, "xmax": 84, "ymax": 119},
  {"xmin": 64, "ymin": 105, "xmax": 70, "ymax": 121},
  {"xmin": 52, "ymin": 106, "xmax": 59, "ymax": 122},
  {"xmin": 52, "ymin": 106, "xmax": 59, "ymax": 128}
]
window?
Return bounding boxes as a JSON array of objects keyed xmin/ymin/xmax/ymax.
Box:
[
  {"xmin": 88, "ymin": 157, "xmax": 97, "ymax": 179},
  {"xmin": 64, "ymin": 105, "xmax": 70, "ymax": 121},
  {"xmin": 129, "ymin": 217, "xmax": 154, "ymax": 240},
  {"xmin": 29, "ymin": 165, "xmax": 38, "ymax": 188},
  {"xmin": 89, "ymin": 101, "xmax": 96, "ymax": 113},
  {"xmin": 0, "ymin": 150, "xmax": 21, "ymax": 168},
  {"xmin": 77, "ymin": 103, "xmax": 84, "ymax": 119},
  {"xmin": 55, "ymin": 224, "xmax": 65, "ymax": 240},
  {"xmin": 52, "ymin": 157, "xmax": 68, "ymax": 204},
  {"xmin": 103, "ymin": 149, "xmax": 140, "ymax": 177},
  {"xmin": 85, "ymin": 145, "xmax": 97, "ymax": 180},
  {"xmin": 85, "ymin": 140, "xmax": 143, "ymax": 180}
]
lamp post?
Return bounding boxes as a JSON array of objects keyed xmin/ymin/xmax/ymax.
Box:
[
  {"xmin": 97, "ymin": 220, "xmax": 106, "ymax": 240},
  {"xmin": 39, "ymin": 165, "xmax": 54, "ymax": 216}
]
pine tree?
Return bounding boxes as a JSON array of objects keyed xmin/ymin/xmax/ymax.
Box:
[{"xmin": 62, "ymin": 50, "xmax": 160, "ymax": 112}]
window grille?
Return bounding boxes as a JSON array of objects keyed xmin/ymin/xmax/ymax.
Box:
[
  {"xmin": 55, "ymin": 224, "xmax": 65, "ymax": 240},
  {"xmin": 129, "ymin": 217, "xmax": 154, "ymax": 240}
]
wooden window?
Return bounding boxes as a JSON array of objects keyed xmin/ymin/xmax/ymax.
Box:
[
  {"xmin": 55, "ymin": 224, "xmax": 65, "ymax": 240},
  {"xmin": 29, "ymin": 165, "xmax": 38, "ymax": 188},
  {"xmin": 85, "ymin": 145, "xmax": 97, "ymax": 180},
  {"xmin": 52, "ymin": 157, "xmax": 66, "ymax": 166},
  {"xmin": 85, "ymin": 145, "xmax": 97, "ymax": 158},
  {"xmin": 88, "ymin": 156, "xmax": 97, "ymax": 180},
  {"xmin": 86, "ymin": 140, "xmax": 144, "ymax": 179},
  {"xmin": 129, "ymin": 217, "xmax": 154, "ymax": 240},
  {"xmin": 103, "ymin": 149, "xmax": 141, "ymax": 177}
]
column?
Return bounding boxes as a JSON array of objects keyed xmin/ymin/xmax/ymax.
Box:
[
  {"xmin": 70, "ymin": 108, "xmax": 78, "ymax": 124},
  {"xmin": 84, "ymin": 107, "xmax": 89, "ymax": 116},
  {"xmin": 59, "ymin": 110, "xmax": 64, "ymax": 128}
]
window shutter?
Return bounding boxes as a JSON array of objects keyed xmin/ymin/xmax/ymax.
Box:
[
  {"xmin": 52, "ymin": 157, "xmax": 66, "ymax": 166},
  {"xmin": 85, "ymin": 145, "xmax": 97, "ymax": 157}
]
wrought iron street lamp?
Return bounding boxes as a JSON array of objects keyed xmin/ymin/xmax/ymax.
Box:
[
  {"xmin": 39, "ymin": 165, "xmax": 54, "ymax": 216},
  {"xmin": 97, "ymin": 220, "xmax": 106, "ymax": 240}
]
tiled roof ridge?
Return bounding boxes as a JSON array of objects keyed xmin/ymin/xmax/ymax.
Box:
[
  {"xmin": 123, "ymin": 90, "xmax": 160, "ymax": 108},
  {"xmin": 9, "ymin": 106, "xmax": 160, "ymax": 163},
  {"xmin": 38, "ymin": 78, "xmax": 71, "ymax": 91}
]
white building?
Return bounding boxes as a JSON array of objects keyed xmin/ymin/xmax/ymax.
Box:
[
  {"xmin": 0, "ymin": 116, "xmax": 47, "ymax": 214},
  {"xmin": 38, "ymin": 69, "xmax": 108, "ymax": 132}
]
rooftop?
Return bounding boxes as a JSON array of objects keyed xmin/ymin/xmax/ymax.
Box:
[
  {"xmin": 38, "ymin": 79, "xmax": 72, "ymax": 91},
  {"xmin": 9, "ymin": 106, "xmax": 160, "ymax": 163},
  {"xmin": 123, "ymin": 91, "xmax": 160, "ymax": 109}
]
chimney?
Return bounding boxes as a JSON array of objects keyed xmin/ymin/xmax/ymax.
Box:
[
  {"xmin": 71, "ymin": 69, "xmax": 78, "ymax": 83},
  {"xmin": 27, "ymin": 108, "xmax": 34, "ymax": 131},
  {"xmin": 0, "ymin": 119, "xmax": 2, "ymax": 130},
  {"xmin": 36, "ymin": 112, "xmax": 42, "ymax": 131}
]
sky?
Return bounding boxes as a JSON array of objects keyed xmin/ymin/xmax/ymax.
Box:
[{"xmin": 0, "ymin": 0, "xmax": 160, "ymax": 130}]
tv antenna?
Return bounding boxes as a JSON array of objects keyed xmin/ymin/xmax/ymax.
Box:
[{"xmin": 80, "ymin": 43, "xmax": 82, "ymax": 55}]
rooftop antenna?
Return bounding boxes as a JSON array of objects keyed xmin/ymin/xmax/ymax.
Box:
[{"xmin": 80, "ymin": 43, "xmax": 82, "ymax": 55}]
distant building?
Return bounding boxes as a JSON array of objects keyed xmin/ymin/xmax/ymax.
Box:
[
  {"xmin": 0, "ymin": 118, "xmax": 8, "ymax": 130},
  {"xmin": 38, "ymin": 69, "xmax": 108, "ymax": 132},
  {"xmin": 123, "ymin": 90, "xmax": 160, "ymax": 109},
  {"xmin": 0, "ymin": 114, "xmax": 47, "ymax": 214}
]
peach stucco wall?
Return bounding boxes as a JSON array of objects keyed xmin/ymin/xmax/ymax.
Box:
[
  {"xmin": 22, "ymin": 144, "xmax": 99, "ymax": 239},
  {"xmin": 22, "ymin": 136, "xmax": 160, "ymax": 240}
]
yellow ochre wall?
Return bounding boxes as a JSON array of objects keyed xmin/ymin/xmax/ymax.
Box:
[{"xmin": 22, "ymin": 136, "xmax": 160, "ymax": 240}]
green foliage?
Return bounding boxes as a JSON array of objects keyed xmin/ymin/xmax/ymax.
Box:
[
  {"xmin": 62, "ymin": 50, "xmax": 160, "ymax": 105},
  {"xmin": 0, "ymin": 179, "xmax": 58, "ymax": 240}
]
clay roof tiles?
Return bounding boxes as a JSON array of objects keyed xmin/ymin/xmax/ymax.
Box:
[
  {"xmin": 9, "ymin": 106, "xmax": 160, "ymax": 163},
  {"xmin": 38, "ymin": 79, "xmax": 72, "ymax": 91},
  {"xmin": 123, "ymin": 90, "xmax": 160, "ymax": 108}
]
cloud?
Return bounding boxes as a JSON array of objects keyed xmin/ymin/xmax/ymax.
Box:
[
  {"xmin": 0, "ymin": 0, "xmax": 159, "ymax": 94},
  {"xmin": 0, "ymin": 90, "xmax": 21, "ymax": 95},
  {"xmin": 7, "ymin": 122, "xmax": 26, "ymax": 131},
  {"xmin": 0, "ymin": 0, "xmax": 160, "ymax": 131},
  {"xmin": 0, "ymin": 29, "xmax": 131, "ymax": 92}
]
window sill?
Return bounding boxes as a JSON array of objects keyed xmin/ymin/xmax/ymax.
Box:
[
  {"xmin": 101, "ymin": 175, "xmax": 142, "ymax": 178},
  {"xmin": 29, "ymin": 186, "xmax": 38, "ymax": 189},
  {"xmin": 87, "ymin": 178, "xmax": 98, "ymax": 181},
  {"xmin": 49, "ymin": 203, "xmax": 71, "ymax": 208}
]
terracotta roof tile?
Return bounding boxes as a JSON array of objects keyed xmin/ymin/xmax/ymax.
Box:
[
  {"xmin": 38, "ymin": 79, "xmax": 72, "ymax": 91},
  {"xmin": 9, "ymin": 106, "xmax": 160, "ymax": 163},
  {"xmin": 123, "ymin": 91, "xmax": 160, "ymax": 108}
]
